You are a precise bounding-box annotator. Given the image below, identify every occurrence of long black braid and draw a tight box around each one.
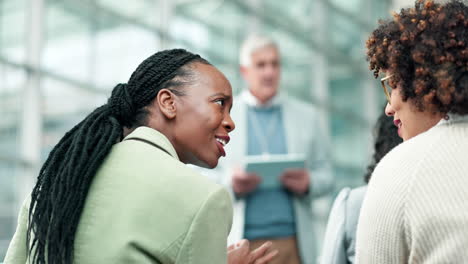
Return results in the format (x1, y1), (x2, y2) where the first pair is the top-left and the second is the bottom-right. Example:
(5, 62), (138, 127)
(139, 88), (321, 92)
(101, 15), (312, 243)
(27, 49), (210, 264)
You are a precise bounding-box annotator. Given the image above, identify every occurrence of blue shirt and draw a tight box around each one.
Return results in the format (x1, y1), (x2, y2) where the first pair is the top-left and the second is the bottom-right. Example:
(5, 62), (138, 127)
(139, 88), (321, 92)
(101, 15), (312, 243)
(244, 106), (296, 240)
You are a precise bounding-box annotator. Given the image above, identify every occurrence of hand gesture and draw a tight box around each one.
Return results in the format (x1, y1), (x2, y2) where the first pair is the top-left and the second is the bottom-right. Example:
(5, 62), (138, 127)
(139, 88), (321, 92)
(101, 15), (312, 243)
(232, 168), (261, 196)
(280, 169), (310, 195)
(228, 239), (278, 264)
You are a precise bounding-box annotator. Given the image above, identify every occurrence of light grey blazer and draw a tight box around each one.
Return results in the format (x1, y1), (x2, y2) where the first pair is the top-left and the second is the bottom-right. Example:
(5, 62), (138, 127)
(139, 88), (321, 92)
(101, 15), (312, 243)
(320, 186), (367, 264)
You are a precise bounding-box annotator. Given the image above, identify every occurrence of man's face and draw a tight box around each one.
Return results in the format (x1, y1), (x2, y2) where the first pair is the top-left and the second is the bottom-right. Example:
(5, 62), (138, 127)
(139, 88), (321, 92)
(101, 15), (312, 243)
(241, 45), (281, 104)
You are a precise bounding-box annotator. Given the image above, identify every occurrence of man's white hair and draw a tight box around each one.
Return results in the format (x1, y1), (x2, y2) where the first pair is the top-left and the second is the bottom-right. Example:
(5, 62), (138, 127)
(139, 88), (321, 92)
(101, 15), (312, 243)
(239, 34), (278, 67)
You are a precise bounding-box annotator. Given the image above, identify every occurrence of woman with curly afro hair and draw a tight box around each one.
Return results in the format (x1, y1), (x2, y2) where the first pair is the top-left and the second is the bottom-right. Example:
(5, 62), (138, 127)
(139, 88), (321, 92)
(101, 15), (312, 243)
(356, 0), (468, 263)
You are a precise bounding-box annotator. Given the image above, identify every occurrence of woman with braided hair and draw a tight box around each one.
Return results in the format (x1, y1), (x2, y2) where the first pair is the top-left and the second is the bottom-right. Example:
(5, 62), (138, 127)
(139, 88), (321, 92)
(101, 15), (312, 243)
(4, 49), (277, 264)
(356, 0), (468, 262)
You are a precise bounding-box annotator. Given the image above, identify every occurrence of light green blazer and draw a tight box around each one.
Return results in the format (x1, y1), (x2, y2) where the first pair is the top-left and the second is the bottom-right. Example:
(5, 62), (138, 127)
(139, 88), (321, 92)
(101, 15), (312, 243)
(4, 127), (233, 264)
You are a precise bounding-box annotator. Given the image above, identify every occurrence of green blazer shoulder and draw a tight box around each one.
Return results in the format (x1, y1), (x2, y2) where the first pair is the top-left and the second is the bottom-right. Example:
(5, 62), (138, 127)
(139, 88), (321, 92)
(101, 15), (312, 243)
(4, 127), (233, 264)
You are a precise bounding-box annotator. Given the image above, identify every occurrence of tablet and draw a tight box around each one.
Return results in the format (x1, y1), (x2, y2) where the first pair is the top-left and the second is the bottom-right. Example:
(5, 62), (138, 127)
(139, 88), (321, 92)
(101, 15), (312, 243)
(245, 154), (306, 190)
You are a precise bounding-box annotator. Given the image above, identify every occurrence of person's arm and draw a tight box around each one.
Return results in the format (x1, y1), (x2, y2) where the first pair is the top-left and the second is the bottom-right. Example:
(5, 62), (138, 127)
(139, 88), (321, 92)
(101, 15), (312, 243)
(320, 188), (351, 264)
(175, 186), (233, 264)
(355, 165), (409, 263)
(4, 197), (30, 264)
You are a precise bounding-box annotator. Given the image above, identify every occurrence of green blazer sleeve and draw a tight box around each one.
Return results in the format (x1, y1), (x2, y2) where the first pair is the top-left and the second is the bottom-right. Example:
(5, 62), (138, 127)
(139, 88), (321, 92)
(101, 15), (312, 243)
(176, 187), (233, 263)
(3, 197), (30, 264)
(3, 128), (235, 264)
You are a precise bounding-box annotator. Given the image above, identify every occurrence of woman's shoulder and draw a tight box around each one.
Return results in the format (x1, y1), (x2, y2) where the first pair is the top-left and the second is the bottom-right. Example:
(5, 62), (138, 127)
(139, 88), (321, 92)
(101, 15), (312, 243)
(89, 133), (231, 217)
(171, 163), (230, 200)
(330, 186), (367, 212)
(76, 164), (232, 264)
(380, 120), (454, 163)
(331, 186), (367, 234)
(345, 186), (367, 235)
(102, 136), (223, 194)
(362, 136), (430, 229)
(333, 187), (351, 209)
(372, 133), (429, 180)
(76, 152), (232, 262)
(372, 123), (452, 188)
(321, 186), (366, 264)
(346, 186), (367, 213)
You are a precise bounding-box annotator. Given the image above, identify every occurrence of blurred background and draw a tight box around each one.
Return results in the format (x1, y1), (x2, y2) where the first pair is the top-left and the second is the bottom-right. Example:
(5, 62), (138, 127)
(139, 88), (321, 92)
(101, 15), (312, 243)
(0, 0), (414, 259)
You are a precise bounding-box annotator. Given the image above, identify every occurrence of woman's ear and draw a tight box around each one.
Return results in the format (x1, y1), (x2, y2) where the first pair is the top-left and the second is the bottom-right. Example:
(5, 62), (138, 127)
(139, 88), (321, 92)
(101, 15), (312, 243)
(156, 89), (177, 119)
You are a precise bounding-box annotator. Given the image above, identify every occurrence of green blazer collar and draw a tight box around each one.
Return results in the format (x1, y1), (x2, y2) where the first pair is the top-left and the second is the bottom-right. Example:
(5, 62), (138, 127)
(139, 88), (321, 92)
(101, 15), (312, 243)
(123, 126), (179, 160)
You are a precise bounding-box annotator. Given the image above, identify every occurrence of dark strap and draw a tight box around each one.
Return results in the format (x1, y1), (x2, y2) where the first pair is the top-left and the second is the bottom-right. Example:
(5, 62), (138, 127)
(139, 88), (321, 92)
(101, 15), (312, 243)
(125, 137), (173, 157)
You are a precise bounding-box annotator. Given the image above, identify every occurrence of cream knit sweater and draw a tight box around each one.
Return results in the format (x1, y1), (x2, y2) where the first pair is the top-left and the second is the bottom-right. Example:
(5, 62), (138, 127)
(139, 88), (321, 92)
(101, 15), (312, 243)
(356, 115), (468, 263)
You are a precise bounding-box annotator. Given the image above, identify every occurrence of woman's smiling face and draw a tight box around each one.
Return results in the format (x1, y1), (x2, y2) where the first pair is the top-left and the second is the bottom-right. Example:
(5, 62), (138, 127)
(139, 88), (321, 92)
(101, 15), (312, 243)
(170, 63), (235, 168)
(384, 78), (443, 141)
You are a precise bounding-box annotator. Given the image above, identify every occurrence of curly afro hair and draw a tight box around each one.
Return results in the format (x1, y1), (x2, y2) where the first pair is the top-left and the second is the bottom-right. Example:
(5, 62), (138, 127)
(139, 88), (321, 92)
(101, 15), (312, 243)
(366, 0), (468, 114)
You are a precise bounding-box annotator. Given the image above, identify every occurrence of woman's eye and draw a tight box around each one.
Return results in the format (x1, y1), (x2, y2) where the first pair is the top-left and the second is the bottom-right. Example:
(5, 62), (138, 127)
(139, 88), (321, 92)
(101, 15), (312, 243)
(215, 99), (225, 106)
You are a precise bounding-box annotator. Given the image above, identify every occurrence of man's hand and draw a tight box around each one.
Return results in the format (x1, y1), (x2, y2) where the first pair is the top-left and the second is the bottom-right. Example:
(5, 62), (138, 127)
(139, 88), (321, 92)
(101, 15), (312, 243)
(232, 168), (261, 196)
(280, 169), (310, 195)
(228, 239), (278, 264)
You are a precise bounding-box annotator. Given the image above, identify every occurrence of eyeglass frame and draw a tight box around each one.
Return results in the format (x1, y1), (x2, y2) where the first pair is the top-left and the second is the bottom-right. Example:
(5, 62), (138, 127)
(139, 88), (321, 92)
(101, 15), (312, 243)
(380, 74), (393, 105)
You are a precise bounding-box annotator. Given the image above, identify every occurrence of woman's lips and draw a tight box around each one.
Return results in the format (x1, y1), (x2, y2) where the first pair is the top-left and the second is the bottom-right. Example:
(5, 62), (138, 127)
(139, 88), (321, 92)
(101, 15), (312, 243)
(216, 141), (226, 157)
(215, 135), (230, 157)
(394, 120), (402, 137)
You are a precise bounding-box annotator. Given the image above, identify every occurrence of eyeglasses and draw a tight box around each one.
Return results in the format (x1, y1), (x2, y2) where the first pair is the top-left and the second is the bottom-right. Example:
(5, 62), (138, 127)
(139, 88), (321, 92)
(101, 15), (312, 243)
(380, 75), (393, 104)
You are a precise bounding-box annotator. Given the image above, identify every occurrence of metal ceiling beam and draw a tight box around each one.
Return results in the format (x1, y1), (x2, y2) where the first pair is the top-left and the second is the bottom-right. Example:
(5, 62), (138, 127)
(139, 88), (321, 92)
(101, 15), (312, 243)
(0, 54), (106, 94)
(175, 3), (336, 69)
(1, 53), (371, 128)
(318, 0), (374, 32)
(229, 0), (368, 75)
(0, 0), (235, 93)
(0, 0), (372, 127)
(1, 0), (235, 66)
(175, 4), (240, 40)
(0, 155), (32, 167)
(58, 0), (232, 65)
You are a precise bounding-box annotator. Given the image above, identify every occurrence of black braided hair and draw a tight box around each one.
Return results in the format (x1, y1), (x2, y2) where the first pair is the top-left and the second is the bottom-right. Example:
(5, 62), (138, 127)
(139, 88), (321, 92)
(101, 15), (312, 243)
(27, 49), (210, 264)
(364, 107), (403, 183)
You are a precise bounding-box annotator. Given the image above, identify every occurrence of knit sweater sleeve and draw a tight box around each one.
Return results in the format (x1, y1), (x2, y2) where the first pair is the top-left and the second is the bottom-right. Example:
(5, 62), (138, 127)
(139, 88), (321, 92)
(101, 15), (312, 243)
(402, 122), (468, 262)
(356, 119), (468, 263)
(355, 142), (416, 263)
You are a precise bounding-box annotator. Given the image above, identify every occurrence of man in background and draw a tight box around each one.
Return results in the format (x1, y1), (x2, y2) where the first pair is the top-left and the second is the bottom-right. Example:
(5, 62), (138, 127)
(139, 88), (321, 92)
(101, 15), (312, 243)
(220, 34), (333, 264)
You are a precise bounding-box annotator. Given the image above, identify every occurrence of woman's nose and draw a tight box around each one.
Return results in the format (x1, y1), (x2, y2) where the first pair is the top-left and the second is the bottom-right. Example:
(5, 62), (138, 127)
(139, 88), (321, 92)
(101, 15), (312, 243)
(223, 114), (235, 133)
(385, 102), (395, 117)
